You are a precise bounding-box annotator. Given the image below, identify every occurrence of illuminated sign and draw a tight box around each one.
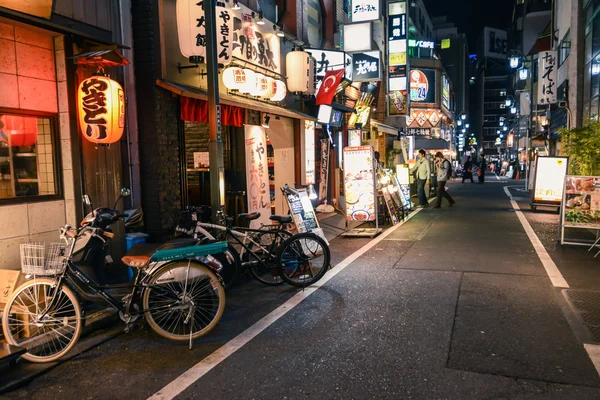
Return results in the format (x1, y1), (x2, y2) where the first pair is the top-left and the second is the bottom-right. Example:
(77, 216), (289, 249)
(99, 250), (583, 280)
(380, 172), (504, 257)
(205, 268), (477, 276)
(533, 157), (568, 204)
(441, 39), (451, 49)
(351, 0), (380, 22)
(352, 51), (381, 81)
(387, 1), (407, 115)
(344, 146), (376, 222)
(408, 39), (434, 49)
(409, 69), (435, 103)
(343, 22), (372, 52)
(442, 75), (450, 110)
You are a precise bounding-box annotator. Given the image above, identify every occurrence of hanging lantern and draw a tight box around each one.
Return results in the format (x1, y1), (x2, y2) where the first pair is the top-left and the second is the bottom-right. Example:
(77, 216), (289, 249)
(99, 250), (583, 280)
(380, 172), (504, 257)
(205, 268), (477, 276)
(2, 115), (38, 147)
(238, 69), (257, 94)
(259, 76), (274, 97)
(286, 50), (315, 94)
(263, 79), (278, 99)
(78, 76), (125, 144)
(222, 67), (249, 90)
(271, 80), (287, 101)
(250, 74), (270, 97)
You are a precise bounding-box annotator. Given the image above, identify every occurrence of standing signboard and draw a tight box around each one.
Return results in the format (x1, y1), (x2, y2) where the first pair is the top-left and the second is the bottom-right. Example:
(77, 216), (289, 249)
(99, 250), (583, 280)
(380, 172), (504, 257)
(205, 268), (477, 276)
(395, 165), (412, 208)
(531, 156), (568, 211)
(284, 188), (328, 244)
(560, 176), (600, 247)
(244, 125), (272, 228)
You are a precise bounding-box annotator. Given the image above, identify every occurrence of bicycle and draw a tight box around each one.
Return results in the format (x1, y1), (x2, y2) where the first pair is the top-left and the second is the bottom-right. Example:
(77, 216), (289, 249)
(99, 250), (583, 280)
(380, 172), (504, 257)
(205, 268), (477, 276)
(2, 223), (227, 363)
(176, 209), (330, 288)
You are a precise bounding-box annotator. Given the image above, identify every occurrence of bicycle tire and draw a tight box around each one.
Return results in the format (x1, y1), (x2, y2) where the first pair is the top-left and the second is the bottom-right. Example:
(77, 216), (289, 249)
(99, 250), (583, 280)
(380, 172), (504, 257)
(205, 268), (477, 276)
(277, 233), (331, 288)
(2, 278), (83, 363)
(244, 229), (293, 285)
(142, 261), (225, 341)
(212, 244), (241, 290)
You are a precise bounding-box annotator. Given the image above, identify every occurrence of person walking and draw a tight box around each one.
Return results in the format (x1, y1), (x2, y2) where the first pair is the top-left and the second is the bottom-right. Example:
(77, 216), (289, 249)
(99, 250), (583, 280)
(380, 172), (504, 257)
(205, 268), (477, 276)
(462, 156), (474, 183)
(478, 156), (487, 184)
(433, 152), (455, 208)
(410, 149), (431, 208)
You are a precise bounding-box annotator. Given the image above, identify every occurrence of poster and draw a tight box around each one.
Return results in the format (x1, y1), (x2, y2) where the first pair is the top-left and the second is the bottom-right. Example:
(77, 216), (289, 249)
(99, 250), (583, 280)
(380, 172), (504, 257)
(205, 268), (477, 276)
(395, 165), (411, 207)
(388, 90), (408, 115)
(343, 146), (376, 221)
(562, 176), (600, 229)
(193, 152), (210, 168)
(409, 69), (436, 103)
(244, 125), (272, 228)
(348, 130), (362, 147)
(318, 139), (330, 203)
(533, 156), (568, 204)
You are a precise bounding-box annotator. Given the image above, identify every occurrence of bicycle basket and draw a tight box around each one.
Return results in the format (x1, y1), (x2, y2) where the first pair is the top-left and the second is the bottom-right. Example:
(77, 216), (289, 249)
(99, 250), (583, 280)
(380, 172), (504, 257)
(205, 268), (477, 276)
(20, 242), (68, 276)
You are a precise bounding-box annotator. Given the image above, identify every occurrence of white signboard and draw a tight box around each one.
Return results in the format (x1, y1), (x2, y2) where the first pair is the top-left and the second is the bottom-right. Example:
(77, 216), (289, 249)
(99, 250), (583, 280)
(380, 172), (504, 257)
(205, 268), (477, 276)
(538, 50), (558, 105)
(343, 22), (372, 52)
(351, 0), (380, 22)
(244, 125), (272, 228)
(303, 121), (316, 184)
(533, 156), (568, 204)
(483, 27), (507, 60)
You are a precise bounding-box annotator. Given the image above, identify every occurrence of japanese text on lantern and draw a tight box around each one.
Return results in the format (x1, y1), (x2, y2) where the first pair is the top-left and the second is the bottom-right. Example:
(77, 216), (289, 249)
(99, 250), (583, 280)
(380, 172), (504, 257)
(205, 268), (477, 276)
(80, 78), (109, 140)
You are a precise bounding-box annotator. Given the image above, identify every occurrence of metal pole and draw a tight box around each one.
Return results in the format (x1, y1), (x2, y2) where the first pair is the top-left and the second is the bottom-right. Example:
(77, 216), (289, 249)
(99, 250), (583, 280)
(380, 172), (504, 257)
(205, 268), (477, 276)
(204, 0), (225, 221)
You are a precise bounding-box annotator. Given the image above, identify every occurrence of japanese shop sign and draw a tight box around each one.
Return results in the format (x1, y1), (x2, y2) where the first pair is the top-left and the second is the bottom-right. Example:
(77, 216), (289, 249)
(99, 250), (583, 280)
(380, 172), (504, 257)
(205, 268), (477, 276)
(303, 121), (316, 185)
(344, 146), (376, 221)
(318, 139), (330, 203)
(177, 1), (280, 73)
(533, 156), (568, 204)
(78, 76), (125, 144)
(343, 22), (372, 52)
(408, 39), (434, 49)
(409, 69), (436, 103)
(306, 50), (352, 96)
(387, 1), (407, 109)
(244, 125), (272, 228)
(538, 50), (558, 105)
(352, 51), (381, 82)
(351, 0), (380, 22)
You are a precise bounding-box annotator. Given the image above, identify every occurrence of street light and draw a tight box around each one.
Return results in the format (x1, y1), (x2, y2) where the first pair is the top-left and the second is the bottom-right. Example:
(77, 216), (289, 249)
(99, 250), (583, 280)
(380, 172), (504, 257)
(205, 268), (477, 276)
(457, 120), (462, 126)
(509, 56), (520, 69)
(518, 67), (529, 81)
(461, 114), (466, 120)
(499, 121), (504, 126)
(465, 123), (470, 128)
(505, 97), (513, 107)
(510, 107), (517, 114)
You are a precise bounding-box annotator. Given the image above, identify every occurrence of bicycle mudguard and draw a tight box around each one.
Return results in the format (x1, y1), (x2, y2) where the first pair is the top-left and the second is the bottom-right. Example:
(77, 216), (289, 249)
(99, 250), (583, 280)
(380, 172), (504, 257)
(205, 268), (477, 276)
(151, 241), (228, 262)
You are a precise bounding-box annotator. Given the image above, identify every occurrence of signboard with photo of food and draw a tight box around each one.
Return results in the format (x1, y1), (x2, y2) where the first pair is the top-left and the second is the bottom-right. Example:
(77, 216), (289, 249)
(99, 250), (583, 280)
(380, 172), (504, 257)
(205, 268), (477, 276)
(343, 146), (376, 221)
(562, 176), (600, 229)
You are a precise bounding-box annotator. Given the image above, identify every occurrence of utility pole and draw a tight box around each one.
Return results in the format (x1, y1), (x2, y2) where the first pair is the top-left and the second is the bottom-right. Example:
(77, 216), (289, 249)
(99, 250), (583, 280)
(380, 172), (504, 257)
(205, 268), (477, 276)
(204, 0), (225, 221)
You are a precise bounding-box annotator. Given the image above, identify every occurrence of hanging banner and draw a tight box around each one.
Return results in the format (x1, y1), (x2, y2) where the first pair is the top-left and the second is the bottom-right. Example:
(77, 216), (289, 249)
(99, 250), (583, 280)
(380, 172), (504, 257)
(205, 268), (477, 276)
(532, 156), (568, 205)
(343, 146), (376, 221)
(302, 121), (316, 184)
(244, 125), (272, 228)
(562, 176), (600, 229)
(319, 139), (330, 203)
(538, 50), (558, 105)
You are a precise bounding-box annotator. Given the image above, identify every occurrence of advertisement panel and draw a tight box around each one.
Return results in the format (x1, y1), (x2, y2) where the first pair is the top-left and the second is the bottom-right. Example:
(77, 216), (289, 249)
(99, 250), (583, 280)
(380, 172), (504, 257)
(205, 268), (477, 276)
(388, 90), (408, 115)
(562, 176), (600, 229)
(343, 22), (372, 52)
(442, 75), (450, 110)
(344, 146), (376, 221)
(409, 69), (436, 103)
(351, 0), (381, 22)
(387, 1), (407, 113)
(532, 156), (568, 204)
(483, 27), (508, 60)
(244, 125), (272, 228)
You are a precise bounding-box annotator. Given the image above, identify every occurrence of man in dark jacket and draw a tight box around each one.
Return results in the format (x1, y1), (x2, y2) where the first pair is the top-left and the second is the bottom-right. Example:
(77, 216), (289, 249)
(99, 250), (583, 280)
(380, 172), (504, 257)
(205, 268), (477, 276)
(462, 156), (474, 183)
(478, 156), (486, 184)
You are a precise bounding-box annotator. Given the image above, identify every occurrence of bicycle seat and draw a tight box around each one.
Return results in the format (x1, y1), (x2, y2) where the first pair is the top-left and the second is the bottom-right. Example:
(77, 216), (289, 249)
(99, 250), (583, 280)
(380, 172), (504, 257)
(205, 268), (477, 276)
(121, 238), (200, 268)
(238, 212), (261, 221)
(270, 215), (292, 224)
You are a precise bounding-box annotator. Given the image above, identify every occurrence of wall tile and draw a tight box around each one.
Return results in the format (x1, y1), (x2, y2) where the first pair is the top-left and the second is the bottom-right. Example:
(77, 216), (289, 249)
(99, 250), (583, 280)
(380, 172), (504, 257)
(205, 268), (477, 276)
(0, 22), (14, 40)
(0, 73), (19, 108)
(0, 235), (28, 270)
(29, 230), (60, 243)
(59, 112), (71, 140)
(16, 43), (55, 81)
(18, 76), (58, 113)
(27, 200), (66, 235)
(61, 139), (72, 170)
(53, 35), (64, 51)
(14, 26), (53, 50)
(0, 38), (16, 75)
(65, 199), (77, 226)
(63, 168), (75, 200)
(0, 204), (29, 240)
(57, 80), (69, 113)
(55, 50), (66, 82)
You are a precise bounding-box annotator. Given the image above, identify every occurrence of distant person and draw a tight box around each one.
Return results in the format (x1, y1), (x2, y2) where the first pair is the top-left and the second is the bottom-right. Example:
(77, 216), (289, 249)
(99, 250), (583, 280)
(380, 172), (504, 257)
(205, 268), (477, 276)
(410, 149), (431, 208)
(462, 156), (474, 183)
(433, 152), (455, 208)
(478, 156), (486, 184)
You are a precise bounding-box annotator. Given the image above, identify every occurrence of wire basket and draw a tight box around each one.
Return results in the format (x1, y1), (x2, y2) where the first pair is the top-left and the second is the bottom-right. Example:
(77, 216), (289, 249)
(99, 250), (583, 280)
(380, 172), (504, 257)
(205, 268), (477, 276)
(20, 242), (68, 276)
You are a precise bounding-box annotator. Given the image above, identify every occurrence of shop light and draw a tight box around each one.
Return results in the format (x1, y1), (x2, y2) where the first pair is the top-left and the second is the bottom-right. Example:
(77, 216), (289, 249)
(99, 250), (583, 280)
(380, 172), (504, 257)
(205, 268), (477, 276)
(262, 114), (271, 129)
(274, 25), (285, 38)
(238, 69), (257, 94)
(307, 184), (318, 200)
(509, 56), (520, 69)
(518, 67), (529, 81)
(232, 0), (241, 10)
(271, 80), (287, 101)
(77, 75), (125, 144)
(255, 10), (265, 25)
(593, 63), (600, 76)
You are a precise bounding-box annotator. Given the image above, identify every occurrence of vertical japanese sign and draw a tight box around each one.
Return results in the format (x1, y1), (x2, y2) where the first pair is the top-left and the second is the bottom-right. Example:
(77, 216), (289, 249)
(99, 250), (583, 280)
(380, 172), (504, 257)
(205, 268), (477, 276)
(538, 50), (557, 105)
(343, 146), (376, 221)
(318, 139), (330, 203)
(244, 125), (272, 228)
(388, 1), (408, 115)
(303, 121), (316, 184)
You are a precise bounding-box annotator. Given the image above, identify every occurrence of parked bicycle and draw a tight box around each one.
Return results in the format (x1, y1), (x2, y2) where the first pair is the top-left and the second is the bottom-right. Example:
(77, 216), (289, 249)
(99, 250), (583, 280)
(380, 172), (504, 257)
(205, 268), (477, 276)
(176, 208), (330, 288)
(2, 190), (227, 363)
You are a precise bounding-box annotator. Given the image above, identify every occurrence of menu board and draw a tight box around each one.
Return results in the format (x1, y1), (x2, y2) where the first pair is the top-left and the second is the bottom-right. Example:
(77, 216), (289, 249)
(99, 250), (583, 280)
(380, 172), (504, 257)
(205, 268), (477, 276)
(533, 157), (568, 204)
(382, 186), (401, 225)
(562, 176), (600, 229)
(343, 146), (376, 221)
(395, 165), (412, 208)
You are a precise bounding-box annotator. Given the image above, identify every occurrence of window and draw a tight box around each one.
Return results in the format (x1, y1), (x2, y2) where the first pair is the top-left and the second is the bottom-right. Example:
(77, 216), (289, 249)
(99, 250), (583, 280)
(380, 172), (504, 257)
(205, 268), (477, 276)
(0, 113), (59, 200)
(559, 31), (571, 66)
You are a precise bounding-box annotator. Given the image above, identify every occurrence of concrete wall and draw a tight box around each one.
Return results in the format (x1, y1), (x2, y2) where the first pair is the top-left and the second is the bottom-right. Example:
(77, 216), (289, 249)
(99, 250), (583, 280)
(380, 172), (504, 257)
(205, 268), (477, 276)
(0, 22), (76, 270)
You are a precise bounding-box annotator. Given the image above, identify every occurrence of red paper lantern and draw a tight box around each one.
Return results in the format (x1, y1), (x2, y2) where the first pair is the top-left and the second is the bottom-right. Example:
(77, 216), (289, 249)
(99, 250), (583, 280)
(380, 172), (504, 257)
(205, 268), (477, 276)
(2, 115), (38, 147)
(78, 76), (125, 144)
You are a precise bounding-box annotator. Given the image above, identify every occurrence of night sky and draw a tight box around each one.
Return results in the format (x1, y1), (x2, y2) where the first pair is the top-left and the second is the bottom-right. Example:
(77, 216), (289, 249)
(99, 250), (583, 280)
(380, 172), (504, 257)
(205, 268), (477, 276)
(423, 0), (514, 53)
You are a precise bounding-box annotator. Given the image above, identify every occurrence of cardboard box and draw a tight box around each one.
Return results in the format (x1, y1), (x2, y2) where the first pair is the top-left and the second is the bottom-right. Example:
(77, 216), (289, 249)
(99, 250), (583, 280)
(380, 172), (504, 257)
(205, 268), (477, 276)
(0, 269), (21, 306)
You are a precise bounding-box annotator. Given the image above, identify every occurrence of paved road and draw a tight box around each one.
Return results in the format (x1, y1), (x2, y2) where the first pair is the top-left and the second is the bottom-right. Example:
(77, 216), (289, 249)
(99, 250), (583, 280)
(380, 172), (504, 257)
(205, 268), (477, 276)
(3, 177), (600, 399)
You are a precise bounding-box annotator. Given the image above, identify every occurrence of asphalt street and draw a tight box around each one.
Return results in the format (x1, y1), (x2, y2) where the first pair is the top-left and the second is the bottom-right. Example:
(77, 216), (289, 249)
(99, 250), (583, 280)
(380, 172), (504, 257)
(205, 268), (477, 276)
(3, 175), (600, 399)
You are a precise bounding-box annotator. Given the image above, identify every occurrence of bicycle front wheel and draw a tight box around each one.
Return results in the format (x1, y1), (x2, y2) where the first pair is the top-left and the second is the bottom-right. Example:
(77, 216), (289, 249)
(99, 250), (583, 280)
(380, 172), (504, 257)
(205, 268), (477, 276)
(2, 278), (83, 363)
(142, 261), (225, 341)
(277, 233), (331, 288)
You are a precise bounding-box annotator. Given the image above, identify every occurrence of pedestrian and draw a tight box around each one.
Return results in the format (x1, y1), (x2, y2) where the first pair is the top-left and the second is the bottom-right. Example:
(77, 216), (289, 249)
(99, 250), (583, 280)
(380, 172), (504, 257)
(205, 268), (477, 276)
(433, 152), (455, 208)
(462, 156), (474, 183)
(478, 156), (486, 184)
(410, 149), (431, 208)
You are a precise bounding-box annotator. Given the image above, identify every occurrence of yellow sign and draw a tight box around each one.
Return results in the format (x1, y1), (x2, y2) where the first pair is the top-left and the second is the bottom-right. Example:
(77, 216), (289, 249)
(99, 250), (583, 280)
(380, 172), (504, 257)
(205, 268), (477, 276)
(441, 39), (451, 49)
(389, 53), (406, 66)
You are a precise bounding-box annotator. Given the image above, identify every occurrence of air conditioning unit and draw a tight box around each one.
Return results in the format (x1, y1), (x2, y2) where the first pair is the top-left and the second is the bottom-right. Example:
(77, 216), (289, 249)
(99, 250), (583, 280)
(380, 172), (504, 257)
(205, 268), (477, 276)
(558, 101), (568, 108)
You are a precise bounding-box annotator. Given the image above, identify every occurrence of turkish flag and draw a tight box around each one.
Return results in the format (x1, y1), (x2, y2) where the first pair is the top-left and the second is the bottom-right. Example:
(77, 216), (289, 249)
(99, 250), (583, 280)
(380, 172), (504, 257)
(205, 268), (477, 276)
(315, 69), (345, 105)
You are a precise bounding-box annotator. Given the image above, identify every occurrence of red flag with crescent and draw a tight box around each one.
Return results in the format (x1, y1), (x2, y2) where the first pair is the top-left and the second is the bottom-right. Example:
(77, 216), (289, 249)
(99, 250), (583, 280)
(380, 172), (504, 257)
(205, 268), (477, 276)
(315, 69), (345, 105)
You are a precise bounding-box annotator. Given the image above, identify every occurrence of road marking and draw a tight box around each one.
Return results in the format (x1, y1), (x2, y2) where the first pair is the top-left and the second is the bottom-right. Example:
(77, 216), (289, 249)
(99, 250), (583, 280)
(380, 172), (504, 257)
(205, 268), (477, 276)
(503, 186), (569, 288)
(148, 208), (426, 400)
(584, 344), (600, 377)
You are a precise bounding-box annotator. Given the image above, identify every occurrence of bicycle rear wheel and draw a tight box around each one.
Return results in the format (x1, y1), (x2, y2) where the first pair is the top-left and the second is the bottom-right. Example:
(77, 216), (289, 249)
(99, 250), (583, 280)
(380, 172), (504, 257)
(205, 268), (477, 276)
(143, 261), (225, 341)
(244, 229), (292, 285)
(2, 278), (82, 363)
(277, 233), (330, 288)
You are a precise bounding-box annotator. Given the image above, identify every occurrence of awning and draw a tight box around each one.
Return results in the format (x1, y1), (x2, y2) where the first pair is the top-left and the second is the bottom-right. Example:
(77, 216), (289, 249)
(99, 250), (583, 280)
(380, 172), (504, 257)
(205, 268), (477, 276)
(157, 79), (316, 121)
(370, 121), (399, 136)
